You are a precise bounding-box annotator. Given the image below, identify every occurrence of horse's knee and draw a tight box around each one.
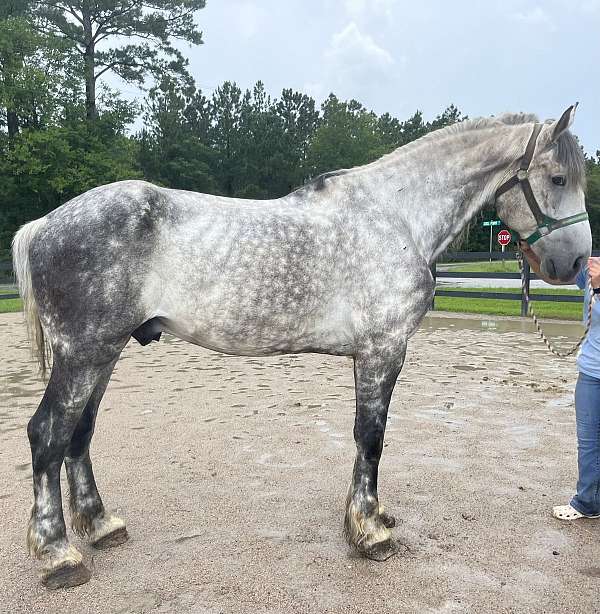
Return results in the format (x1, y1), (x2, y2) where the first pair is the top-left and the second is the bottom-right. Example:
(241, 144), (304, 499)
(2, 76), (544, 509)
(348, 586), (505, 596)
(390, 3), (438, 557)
(26, 410), (44, 450)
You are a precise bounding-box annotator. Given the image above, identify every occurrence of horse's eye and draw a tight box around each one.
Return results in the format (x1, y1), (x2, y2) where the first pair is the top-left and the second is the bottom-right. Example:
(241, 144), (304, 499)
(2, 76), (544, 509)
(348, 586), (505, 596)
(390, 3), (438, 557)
(552, 175), (566, 186)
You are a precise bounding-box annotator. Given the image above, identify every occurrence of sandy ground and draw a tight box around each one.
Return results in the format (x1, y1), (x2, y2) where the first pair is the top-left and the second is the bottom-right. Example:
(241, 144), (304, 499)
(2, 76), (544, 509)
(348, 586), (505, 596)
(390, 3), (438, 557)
(1, 311), (599, 614)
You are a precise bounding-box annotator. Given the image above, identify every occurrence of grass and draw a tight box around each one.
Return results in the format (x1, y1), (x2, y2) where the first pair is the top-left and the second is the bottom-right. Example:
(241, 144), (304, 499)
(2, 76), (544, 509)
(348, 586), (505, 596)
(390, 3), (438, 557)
(440, 286), (580, 296)
(441, 260), (520, 273)
(0, 298), (22, 313)
(434, 286), (583, 320)
(0, 283), (21, 313)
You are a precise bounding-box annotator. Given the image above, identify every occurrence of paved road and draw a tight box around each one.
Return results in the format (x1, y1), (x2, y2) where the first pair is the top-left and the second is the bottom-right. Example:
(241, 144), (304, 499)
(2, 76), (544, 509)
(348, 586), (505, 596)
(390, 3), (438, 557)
(436, 277), (580, 290)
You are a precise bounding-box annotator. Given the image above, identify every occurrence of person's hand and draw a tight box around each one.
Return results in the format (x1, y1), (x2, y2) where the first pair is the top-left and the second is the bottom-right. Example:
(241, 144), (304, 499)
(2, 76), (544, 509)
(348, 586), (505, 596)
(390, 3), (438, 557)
(588, 257), (600, 288)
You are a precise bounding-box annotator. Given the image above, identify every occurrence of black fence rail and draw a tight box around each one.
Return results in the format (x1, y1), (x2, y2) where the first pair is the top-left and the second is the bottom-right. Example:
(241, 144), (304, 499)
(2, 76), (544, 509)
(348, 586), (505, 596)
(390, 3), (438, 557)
(432, 250), (599, 316)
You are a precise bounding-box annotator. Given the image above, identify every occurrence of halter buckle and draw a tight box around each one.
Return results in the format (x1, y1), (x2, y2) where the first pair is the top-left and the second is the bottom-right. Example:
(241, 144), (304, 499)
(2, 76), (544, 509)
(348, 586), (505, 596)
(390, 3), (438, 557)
(538, 225), (550, 237)
(516, 169), (529, 182)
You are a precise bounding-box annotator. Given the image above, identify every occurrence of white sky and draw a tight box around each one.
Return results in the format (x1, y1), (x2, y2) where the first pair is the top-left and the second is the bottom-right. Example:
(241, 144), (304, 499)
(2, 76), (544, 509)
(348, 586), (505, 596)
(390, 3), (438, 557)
(118, 0), (600, 154)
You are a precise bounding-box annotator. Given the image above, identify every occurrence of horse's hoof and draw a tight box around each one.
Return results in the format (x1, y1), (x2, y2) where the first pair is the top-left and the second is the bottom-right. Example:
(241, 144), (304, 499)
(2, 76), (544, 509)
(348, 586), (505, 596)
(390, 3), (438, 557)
(351, 523), (393, 556)
(364, 538), (403, 562)
(42, 561), (91, 589)
(92, 526), (129, 550)
(363, 532), (392, 554)
(380, 511), (396, 528)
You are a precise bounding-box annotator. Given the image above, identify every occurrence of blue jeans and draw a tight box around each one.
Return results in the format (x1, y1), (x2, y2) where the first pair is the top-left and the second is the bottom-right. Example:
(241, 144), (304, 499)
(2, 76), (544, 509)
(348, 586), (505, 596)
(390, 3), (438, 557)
(571, 372), (600, 516)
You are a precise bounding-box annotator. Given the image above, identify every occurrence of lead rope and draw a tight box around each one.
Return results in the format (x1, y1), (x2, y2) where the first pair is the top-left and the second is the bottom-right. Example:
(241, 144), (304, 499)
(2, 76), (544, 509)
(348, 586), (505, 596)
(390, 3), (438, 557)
(516, 251), (594, 357)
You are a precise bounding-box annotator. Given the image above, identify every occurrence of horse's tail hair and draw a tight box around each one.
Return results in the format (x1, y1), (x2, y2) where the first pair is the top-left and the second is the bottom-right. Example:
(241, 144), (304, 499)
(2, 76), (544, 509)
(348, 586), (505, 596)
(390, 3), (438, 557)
(12, 217), (51, 379)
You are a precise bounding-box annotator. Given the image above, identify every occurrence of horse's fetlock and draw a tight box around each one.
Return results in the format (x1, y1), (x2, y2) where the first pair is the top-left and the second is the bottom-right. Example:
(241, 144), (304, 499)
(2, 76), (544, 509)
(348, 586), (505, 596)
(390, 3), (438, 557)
(26, 515), (46, 558)
(27, 505), (66, 558)
(69, 508), (95, 538)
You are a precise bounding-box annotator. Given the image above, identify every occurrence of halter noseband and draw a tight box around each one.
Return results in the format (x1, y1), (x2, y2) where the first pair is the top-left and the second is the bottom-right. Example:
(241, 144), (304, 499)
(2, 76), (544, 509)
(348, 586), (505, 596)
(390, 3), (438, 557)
(494, 123), (589, 245)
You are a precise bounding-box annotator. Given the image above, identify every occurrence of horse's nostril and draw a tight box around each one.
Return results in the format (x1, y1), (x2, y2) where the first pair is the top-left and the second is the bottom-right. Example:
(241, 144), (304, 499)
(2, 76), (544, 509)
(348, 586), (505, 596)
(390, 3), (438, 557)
(573, 256), (584, 272)
(547, 258), (557, 278)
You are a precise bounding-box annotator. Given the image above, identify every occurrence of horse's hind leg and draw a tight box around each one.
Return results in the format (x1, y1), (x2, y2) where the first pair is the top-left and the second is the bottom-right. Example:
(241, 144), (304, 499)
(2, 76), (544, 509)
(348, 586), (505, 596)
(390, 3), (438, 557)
(65, 359), (128, 549)
(344, 346), (406, 553)
(27, 356), (110, 588)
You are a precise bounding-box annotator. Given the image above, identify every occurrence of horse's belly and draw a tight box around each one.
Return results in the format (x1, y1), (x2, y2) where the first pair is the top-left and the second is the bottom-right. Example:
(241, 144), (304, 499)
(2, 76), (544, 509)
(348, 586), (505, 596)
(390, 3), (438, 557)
(156, 304), (353, 357)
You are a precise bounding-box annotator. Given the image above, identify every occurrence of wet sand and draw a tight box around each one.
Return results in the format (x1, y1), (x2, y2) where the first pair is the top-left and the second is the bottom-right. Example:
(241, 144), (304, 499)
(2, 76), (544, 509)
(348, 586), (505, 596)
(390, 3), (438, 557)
(1, 311), (599, 614)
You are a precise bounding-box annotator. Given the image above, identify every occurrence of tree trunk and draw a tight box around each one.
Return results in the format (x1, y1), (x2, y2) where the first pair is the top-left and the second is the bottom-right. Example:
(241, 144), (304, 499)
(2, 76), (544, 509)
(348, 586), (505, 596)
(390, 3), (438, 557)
(7, 110), (19, 138)
(4, 67), (19, 138)
(82, 6), (97, 121)
(84, 48), (97, 120)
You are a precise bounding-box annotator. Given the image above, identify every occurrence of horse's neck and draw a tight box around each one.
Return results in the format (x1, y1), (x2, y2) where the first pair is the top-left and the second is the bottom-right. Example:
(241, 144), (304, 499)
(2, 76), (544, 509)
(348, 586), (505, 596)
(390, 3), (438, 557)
(353, 124), (530, 264)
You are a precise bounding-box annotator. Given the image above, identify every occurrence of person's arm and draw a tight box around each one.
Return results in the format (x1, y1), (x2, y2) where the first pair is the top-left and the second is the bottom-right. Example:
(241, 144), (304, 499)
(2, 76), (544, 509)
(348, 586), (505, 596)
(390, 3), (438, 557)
(517, 240), (577, 285)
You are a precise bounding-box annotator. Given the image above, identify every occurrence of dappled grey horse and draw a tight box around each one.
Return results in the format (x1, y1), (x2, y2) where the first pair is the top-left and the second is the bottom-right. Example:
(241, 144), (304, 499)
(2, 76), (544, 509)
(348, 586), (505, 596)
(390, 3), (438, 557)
(13, 105), (591, 588)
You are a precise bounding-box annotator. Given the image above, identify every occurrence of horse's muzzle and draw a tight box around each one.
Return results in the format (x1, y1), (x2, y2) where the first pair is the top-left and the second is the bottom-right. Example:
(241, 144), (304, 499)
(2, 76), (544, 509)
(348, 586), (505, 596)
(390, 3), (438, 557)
(543, 253), (586, 283)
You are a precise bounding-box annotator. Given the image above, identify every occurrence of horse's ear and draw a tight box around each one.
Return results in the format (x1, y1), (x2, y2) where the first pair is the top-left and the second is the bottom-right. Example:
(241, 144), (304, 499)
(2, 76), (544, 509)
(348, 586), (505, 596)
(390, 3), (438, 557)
(546, 103), (578, 145)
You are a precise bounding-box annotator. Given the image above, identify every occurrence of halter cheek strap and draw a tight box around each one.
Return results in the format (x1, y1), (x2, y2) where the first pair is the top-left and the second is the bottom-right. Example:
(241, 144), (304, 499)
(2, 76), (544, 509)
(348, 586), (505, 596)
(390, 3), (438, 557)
(494, 123), (588, 245)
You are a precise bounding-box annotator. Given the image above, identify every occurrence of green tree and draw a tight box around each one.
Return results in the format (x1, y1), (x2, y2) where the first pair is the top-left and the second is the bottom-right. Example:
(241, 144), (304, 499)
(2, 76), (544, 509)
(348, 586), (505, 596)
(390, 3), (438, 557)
(221, 83), (319, 198)
(276, 88), (319, 192)
(210, 81), (244, 196)
(0, 3), (79, 138)
(376, 110), (430, 151)
(586, 153), (600, 247)
(427, 104), (465, 131)
(0, 1), (30, 137)
(139, 76), (216, 193)
(235, 82), (286, 198)
(308, 94), (383, 175)
(33, 0), (206, 120)
(398, 110), (428, 144)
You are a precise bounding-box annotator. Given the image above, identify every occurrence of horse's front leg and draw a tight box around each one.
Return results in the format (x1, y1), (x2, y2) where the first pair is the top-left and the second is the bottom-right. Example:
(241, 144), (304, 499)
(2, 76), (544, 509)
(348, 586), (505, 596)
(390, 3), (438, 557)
(344, 346), (405, 553)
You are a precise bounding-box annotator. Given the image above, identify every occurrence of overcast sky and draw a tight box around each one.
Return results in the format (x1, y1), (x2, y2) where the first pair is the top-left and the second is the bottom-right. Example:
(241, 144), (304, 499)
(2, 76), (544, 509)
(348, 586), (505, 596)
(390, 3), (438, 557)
(129, 0), (600, 153)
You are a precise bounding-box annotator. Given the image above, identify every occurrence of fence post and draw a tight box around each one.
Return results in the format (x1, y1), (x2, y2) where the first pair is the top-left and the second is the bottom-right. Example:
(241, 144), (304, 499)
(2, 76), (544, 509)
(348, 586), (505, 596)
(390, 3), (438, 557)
(520, 258), (530, 317)
(430, 262), (436, 310)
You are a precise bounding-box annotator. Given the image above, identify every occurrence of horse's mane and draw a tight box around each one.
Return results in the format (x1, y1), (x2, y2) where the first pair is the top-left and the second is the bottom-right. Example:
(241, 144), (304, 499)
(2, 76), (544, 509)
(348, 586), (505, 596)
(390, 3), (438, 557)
(433, 113), (585, 189)
(294, 111), (585, 195)
(296, 169), (348, 193)
(554, 126), (586, 190)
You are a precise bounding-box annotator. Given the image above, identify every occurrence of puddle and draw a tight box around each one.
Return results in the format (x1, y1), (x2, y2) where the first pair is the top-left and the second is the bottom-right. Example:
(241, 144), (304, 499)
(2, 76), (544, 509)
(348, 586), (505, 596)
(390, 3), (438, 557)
(420, 314), (584, 355)
(546, 394), (573, 409)
(422, 314), (584, 338)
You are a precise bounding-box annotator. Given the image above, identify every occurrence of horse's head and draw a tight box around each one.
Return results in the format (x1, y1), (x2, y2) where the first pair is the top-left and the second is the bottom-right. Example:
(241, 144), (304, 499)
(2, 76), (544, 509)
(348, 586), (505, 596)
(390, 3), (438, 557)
(495, 105), (591, 282)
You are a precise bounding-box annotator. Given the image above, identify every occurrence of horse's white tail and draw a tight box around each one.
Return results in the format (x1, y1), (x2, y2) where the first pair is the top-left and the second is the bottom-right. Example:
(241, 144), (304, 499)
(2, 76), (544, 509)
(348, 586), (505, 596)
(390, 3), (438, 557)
(12, 218), (51, 378)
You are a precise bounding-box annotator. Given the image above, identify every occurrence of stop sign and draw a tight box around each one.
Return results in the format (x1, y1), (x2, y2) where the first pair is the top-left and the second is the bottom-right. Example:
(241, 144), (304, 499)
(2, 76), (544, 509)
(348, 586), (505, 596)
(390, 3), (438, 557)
(497, 229), (512, 246)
